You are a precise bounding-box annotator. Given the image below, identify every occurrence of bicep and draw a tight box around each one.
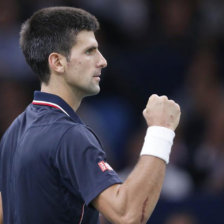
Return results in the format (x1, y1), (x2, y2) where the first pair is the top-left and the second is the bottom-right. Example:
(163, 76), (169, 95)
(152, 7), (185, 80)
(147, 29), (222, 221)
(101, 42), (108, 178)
(92, 184), (125, 223)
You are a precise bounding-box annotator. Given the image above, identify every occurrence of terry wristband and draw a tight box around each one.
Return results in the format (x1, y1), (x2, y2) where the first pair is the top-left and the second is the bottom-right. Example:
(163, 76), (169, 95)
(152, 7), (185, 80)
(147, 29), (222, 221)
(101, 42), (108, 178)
(140, 126), (175, 164)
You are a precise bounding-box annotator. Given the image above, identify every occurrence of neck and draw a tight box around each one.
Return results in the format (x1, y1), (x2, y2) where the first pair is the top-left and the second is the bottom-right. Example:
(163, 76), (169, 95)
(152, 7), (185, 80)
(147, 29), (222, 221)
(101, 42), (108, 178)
(41, 83), (82, 111)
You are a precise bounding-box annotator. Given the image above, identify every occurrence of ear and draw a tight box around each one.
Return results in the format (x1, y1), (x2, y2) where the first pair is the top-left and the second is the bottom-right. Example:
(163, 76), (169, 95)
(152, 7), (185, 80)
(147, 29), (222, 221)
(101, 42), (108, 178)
(48, 53), (67, 73)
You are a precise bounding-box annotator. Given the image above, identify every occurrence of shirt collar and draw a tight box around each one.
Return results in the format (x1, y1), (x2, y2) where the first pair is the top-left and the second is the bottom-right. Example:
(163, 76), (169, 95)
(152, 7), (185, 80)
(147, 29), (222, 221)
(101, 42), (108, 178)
(32, 91), (83, 124)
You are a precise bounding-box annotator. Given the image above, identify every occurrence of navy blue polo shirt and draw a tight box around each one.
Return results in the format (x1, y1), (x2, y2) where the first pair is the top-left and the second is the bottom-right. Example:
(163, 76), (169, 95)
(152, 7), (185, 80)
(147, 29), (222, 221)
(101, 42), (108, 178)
(0, 91), (122, 224)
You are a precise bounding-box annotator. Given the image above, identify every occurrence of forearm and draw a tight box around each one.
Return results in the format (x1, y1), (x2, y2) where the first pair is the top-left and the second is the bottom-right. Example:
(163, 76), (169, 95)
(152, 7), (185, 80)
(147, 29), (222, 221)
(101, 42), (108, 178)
(120, 156), (166, 222)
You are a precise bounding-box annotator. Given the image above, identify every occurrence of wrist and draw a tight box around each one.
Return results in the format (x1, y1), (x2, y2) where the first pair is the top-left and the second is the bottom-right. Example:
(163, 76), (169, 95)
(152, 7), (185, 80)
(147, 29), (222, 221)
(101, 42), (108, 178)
(140, 126), (175, 164)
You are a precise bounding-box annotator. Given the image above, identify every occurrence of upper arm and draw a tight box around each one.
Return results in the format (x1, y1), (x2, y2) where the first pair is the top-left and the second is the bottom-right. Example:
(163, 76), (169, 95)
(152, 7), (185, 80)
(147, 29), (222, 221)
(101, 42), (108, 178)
(92, 183), (142, 224)
(92, 184), (124, 224)
(0, 192), (3, 224)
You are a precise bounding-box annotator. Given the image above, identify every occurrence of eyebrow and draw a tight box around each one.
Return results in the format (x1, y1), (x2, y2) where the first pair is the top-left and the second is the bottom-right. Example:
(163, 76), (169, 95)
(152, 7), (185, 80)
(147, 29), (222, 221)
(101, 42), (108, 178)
(85, 45), (98, 52)
(85, 40), (99, 49)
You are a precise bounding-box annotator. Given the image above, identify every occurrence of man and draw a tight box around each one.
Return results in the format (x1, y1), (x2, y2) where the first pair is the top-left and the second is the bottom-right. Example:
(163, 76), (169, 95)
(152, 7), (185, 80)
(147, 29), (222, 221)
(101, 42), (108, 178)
(0, 6), (181, 224)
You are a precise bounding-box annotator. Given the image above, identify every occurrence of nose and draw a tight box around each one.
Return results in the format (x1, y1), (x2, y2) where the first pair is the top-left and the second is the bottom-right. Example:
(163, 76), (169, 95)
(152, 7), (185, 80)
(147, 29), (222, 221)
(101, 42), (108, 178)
(97, 51), (107, 68)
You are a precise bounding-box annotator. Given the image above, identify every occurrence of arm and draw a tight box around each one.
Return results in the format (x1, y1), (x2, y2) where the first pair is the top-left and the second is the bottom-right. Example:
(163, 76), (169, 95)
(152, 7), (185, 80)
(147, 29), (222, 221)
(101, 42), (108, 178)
(92, 94), (181, 224)
(0, 192), (3, 224)
(93, 156), (166, 224)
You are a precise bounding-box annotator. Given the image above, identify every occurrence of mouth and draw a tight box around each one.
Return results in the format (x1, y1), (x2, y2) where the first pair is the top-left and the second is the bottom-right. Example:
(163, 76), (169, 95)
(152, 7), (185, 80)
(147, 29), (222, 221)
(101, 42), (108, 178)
(93, 73), (101, 81)
(93, 73), (101, 78)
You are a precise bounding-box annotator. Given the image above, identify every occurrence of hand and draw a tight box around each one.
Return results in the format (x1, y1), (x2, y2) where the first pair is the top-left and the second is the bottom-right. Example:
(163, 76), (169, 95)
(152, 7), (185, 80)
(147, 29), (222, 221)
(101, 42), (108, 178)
(143, 94), (181, 131)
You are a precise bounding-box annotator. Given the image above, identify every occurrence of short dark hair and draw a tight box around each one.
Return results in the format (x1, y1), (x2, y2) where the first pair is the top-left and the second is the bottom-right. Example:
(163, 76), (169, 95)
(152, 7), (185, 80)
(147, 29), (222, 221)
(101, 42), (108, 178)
(20, 7), (99, 83)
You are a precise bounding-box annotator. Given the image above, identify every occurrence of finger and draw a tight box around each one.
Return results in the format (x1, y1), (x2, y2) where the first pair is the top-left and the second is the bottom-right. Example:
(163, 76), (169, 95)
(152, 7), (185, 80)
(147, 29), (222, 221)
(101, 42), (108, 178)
(175, 103), (181, 113)
(142, 108), (147, 116)
(160, 95), (168, 100)
(168, 100), (175, 104)
(148, 94), (159, 103)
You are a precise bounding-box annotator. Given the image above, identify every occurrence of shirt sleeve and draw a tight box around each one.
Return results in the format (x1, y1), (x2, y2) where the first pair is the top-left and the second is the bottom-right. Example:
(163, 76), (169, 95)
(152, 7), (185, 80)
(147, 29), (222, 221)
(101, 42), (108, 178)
(55, 124), (122, 205)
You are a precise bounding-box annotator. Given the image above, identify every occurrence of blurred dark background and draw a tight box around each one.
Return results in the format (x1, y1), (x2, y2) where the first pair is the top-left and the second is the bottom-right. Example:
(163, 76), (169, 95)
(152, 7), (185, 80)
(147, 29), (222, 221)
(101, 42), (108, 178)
(0, 0), (224, 223)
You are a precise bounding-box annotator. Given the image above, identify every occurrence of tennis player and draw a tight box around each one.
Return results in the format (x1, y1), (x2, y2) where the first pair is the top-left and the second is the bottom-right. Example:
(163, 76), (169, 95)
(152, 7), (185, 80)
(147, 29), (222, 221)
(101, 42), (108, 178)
(0, 6), (180, 224)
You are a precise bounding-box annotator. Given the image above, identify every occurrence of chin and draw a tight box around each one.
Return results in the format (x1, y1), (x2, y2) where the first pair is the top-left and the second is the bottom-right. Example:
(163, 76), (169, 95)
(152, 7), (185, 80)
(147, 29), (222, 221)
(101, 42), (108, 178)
(84, 87), (100, 97)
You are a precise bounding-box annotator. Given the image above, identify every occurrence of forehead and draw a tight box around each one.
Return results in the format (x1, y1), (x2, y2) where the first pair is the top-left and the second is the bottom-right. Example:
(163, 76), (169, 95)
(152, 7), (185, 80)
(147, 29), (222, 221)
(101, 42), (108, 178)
(73, 30), (98, 49)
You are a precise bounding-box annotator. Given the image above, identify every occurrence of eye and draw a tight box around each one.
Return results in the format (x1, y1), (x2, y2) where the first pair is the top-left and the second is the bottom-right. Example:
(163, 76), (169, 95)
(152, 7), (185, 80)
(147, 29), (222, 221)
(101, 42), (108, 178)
(85, 49), (92, 55)
(85, 47), (97, 55)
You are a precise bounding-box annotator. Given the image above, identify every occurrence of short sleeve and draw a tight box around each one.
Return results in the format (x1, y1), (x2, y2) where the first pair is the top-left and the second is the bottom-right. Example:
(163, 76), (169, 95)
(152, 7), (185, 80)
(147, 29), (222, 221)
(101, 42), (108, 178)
(55, 124), (122, 205)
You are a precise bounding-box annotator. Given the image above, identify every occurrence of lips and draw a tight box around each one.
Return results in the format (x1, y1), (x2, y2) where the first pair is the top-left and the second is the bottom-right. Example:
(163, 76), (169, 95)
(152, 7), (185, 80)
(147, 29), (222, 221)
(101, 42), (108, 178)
(93, 73), (101, 77)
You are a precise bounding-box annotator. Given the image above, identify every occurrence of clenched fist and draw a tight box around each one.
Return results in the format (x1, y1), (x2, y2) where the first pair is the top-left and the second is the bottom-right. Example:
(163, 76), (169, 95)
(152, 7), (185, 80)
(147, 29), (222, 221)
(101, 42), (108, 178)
(143, 94), (181, 131)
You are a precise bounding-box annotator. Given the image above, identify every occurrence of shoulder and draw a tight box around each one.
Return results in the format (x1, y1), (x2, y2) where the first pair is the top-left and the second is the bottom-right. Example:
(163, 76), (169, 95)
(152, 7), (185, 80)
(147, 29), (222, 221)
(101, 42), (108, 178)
(0, 111), (25, 143)
(60, 124), (102, 149)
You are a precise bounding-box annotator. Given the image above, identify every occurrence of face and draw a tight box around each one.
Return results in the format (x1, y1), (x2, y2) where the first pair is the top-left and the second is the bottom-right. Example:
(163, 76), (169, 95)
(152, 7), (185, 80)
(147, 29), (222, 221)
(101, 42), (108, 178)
(63, 30), (107, 98)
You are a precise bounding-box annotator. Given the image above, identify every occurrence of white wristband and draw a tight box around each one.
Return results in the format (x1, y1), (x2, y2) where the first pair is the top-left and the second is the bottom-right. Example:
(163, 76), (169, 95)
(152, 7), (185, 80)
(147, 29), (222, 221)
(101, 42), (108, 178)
(140, 126), (175, 164)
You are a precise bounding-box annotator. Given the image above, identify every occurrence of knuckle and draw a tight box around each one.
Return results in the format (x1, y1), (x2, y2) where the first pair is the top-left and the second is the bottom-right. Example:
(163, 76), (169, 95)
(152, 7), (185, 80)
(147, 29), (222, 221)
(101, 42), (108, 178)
(149, 94), (158, 101)
(161, 95), (168, 100)
(159, 95), (168, 103)
(175, 103), (181, 111)
(143, 108), (149, 116)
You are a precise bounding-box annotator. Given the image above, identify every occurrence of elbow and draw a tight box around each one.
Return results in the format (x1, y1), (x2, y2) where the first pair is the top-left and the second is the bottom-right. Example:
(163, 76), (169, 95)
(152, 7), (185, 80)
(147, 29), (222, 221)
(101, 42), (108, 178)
(117, 198), (152, 224)
(118, 212), (148, 224)
(111, 199), (151, 224)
